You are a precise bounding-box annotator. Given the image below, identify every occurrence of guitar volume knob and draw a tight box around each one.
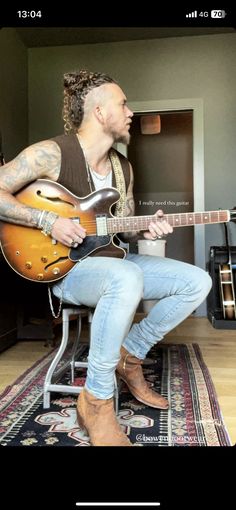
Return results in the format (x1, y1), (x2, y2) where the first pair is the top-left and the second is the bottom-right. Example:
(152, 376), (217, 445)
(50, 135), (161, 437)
(25, 261), (32, 269)
(52, 267), (60, 275)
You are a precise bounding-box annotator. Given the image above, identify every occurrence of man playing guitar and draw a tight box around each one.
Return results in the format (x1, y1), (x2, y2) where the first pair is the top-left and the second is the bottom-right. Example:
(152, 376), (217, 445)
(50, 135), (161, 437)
(0, 69), (212, 446)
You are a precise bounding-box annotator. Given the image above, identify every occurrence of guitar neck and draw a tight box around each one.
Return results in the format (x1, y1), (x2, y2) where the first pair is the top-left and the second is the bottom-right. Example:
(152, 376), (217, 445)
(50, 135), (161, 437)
(107, 210), (230, 234)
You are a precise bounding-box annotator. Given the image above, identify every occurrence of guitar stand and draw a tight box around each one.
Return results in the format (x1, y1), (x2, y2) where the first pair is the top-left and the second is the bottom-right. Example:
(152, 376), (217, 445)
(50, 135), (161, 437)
(207, 245), (236, 329)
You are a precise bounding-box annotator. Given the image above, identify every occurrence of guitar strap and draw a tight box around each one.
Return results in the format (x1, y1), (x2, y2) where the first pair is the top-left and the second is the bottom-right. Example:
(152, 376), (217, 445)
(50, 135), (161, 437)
(109, 149), (126, 217)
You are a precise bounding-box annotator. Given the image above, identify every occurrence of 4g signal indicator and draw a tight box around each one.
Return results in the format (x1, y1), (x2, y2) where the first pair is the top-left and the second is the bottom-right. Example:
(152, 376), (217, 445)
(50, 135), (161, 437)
(185, 11), (209, 18)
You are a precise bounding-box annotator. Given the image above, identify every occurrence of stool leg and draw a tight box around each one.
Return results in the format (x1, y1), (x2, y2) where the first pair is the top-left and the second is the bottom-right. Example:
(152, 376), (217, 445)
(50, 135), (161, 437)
(43, 390), (50, 409)
(43, 309), (70, 409)
(70, 315), (82, 383)
(43, 307), (91, 408)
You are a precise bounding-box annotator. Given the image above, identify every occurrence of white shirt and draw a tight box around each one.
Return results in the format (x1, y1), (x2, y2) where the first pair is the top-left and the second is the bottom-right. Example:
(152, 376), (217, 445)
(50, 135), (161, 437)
(90, 169), (112, 190)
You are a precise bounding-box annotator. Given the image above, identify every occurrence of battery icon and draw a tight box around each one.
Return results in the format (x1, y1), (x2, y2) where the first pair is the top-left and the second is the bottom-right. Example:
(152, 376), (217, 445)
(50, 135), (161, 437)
(211, 10), (226, 18)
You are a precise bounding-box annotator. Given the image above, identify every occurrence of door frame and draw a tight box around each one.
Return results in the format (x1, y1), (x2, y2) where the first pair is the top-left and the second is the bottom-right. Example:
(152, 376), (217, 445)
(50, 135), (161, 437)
(118, 98), (206, 315)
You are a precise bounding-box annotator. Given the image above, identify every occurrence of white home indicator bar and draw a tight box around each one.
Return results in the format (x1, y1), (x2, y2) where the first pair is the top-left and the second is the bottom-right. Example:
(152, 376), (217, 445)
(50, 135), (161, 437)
(76, 504), (161, 507)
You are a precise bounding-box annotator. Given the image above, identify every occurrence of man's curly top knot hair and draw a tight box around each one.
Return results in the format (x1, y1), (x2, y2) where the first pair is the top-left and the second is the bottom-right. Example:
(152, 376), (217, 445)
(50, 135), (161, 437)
(63, 69), (117, 134)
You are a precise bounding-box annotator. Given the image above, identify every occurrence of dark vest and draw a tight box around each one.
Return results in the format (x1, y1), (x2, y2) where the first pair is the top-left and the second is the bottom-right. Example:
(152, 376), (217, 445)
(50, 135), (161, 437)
(51, 134), (130, 198)
(51, 134), (130, 258)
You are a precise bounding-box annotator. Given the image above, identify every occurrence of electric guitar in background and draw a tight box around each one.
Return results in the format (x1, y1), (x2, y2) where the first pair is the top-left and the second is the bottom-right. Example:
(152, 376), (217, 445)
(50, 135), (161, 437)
(0, 179), (236, 283)
(218, 223), (236, 320)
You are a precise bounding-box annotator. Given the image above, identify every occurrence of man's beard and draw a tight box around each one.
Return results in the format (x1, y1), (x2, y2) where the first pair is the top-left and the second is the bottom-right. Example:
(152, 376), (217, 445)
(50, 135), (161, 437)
(114, 132), (131, 145)
(105, 122), (131, 145)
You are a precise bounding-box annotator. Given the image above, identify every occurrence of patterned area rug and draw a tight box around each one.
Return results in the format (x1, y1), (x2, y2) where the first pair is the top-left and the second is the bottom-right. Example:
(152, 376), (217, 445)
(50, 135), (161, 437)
(0, 343), (231, 446)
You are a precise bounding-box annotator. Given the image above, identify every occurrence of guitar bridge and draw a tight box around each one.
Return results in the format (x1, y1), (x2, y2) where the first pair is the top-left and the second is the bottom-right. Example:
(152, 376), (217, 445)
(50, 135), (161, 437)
(96, 214), (108, 236)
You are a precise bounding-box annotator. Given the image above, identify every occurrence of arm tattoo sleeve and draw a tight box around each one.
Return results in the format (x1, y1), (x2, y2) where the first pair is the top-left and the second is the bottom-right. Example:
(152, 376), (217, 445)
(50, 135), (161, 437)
(0, 141), (61, 228)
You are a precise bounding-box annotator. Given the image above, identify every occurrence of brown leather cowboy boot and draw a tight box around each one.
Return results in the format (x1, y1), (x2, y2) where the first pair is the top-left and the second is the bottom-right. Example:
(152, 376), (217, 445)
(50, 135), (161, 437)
(77, 388), (132, 446)
(117, 346), (169, 410)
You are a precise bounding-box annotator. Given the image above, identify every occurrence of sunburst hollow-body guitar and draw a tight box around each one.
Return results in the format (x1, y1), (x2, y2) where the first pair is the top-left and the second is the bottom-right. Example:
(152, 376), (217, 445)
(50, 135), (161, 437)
(0, 179), (236, 283)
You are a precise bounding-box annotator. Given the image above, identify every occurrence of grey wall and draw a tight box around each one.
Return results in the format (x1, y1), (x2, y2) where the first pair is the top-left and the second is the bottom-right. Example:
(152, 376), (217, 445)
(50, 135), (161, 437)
(0, 29), (28, 161)
(27, 33), (236, 258)
(0, 29), (28, 349)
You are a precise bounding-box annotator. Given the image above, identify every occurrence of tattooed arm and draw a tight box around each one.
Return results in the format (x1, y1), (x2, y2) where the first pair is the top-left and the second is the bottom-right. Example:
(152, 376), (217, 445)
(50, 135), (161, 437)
(0, 140), (87, 247)
(0, 140), (61, 227)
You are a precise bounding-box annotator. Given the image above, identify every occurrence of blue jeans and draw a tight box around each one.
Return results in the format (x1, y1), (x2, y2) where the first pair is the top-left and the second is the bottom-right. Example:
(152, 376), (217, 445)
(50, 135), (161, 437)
(53, 254), (212, 399)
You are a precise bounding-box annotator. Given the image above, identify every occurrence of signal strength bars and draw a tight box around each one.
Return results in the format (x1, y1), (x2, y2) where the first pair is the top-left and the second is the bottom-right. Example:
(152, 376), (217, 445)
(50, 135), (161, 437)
(186, 11), (197, 17)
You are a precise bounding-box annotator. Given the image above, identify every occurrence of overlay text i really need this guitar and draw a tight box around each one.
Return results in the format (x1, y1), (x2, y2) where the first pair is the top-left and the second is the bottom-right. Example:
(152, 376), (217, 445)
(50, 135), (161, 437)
(0, 179), (236, 282)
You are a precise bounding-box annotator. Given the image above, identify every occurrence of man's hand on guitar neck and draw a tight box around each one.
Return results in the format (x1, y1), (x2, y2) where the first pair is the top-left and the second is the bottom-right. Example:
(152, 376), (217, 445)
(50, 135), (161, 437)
(143, 209), (173, 241)
(51, 217), (86, 248)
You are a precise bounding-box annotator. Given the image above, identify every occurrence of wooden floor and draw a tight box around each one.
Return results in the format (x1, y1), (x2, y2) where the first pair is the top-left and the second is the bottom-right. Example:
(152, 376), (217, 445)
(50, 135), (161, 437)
(0, 316), (235, 444)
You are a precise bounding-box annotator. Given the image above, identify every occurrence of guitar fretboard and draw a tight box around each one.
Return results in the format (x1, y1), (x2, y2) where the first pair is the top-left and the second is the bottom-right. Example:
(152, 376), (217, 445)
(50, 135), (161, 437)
(107, 210), (230, 234)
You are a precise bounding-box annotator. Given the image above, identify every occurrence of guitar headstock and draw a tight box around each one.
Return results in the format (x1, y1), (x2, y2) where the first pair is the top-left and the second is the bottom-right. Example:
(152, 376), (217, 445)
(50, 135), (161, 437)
(230, 208), (236, 222)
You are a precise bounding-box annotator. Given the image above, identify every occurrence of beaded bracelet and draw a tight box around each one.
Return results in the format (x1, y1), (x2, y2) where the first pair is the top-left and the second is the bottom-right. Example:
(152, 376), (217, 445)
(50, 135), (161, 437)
(40, 210), (59, 236)
(37, 209), (47, 229)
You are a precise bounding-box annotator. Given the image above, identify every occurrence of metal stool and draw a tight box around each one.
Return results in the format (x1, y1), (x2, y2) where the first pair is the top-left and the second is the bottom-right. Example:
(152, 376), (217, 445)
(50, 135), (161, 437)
(43, 305), (119, 413)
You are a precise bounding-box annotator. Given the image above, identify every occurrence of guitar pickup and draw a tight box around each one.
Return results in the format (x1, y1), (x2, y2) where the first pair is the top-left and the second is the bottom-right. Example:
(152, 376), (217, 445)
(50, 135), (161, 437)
(96, 214), (108, 236)
(71, 217), (80, 224)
